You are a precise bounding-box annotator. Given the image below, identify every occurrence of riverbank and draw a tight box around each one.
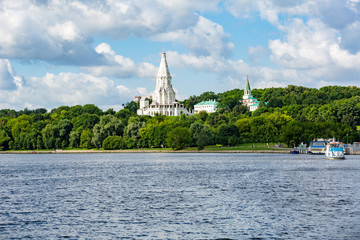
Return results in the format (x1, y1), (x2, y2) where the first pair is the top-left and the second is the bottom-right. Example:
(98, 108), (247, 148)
(0, 148), (290, 154)
(0, 143), (292, 154)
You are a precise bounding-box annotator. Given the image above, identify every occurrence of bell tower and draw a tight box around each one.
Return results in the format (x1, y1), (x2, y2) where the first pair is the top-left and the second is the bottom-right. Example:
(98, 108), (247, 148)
(243, 75), (252, 100)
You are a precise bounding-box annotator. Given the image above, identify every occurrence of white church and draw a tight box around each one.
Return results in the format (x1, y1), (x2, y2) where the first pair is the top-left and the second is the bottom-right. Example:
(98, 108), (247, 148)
(136, 51), (193, 116)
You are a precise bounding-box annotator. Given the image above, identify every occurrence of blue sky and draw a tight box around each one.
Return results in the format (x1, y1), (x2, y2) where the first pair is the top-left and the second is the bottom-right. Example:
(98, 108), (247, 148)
(1, 0), (360, 110)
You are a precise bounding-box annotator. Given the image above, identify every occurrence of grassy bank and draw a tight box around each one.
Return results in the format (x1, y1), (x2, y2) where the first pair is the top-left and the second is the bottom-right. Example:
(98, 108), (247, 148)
(203, 143), (288, 151)
(0, 143), (290, 154)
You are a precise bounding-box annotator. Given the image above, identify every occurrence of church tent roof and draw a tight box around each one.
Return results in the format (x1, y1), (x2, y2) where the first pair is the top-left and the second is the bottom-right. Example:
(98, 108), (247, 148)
(245, 76), (251, 91)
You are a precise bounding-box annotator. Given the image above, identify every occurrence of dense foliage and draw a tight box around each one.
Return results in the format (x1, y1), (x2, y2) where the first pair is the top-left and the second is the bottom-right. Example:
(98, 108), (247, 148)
(1, 86), (360, 151)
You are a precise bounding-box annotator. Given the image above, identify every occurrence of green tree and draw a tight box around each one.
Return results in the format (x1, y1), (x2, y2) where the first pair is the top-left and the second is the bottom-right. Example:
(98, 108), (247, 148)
(92, 115), (124, 148)
(124, 117), (145, 140)
(115, 109), (134, 124)
(217, 97), (240, 112)
(235, 118), (251, 142)
(216, 124), (240, 146)
(196, 128), (214, 150)
(197, 110), (208, 122)
(230, 104), (248, 116)
(7, 114), (31, 141)
(199, 91), (218, 102)
(0, 129), (11, 151)
(69, 131), (80, 148)
(80, 129), (93, 149)
(280, 120), (304, 147)
(122, 101), (138, 114)
(166, 127), (191, 150)
(138, 118), (173, 148)
(71, 113), (100, 131)
(57, 119), (72, 147)
(82, 104), (103, 115)
(123, 137), (137, 149)
(206, 112), (227, 127)
(42, 124), (57, 149)
(182, 95), (199, 109)
(67, 105), (83, 119)
(103, 136), (124, 150)
(189, 122), (214, 147)
(27, 121), (46, 149)
(104, 108), (116, 115)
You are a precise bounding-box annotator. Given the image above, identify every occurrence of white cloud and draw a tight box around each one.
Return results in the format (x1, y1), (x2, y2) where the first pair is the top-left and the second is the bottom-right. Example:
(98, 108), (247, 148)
(48, 21), (80, 42)
(166, 51), (302, 90)
(226, 0), (360, 53)
(318, 0), (359, 29)
(136, 87), (149, 96)
(0, 0), (223, 63)
(0, 62), (146, 110)
(81, 43), (157, 79)
(225, 0), (316, 25)
(340, 21), (360, 53)
(151, 16), (234, 57)
(221, 0), (360, 88)
(1, 0), (360, 109)
(269, 18), (338, 69)
(167, 51), (228, 72)
(266, 17), (360, 86)
(330, 44), (360, 69)
(0, 59), (18, 90)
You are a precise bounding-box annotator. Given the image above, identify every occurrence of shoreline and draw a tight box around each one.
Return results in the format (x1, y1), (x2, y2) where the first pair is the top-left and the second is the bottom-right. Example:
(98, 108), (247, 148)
(0, 149), (290, 154)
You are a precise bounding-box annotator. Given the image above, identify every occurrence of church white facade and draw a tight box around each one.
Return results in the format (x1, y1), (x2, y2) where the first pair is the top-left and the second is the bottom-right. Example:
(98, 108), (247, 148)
(194, 100), (219, 113)
(136, 51), (193, 116)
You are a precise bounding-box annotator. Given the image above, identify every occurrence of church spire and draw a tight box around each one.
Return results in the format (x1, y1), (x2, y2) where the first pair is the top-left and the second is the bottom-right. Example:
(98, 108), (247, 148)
(245, 75), (251, 91)
(152, 51), (176, 104)
(157, 51), (171, 79)
(244, 75), (251, 97)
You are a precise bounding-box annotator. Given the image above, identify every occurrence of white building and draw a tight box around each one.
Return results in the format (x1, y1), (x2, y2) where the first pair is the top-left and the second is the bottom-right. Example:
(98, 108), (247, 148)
(194, 100), (219, 113)
(242, 76), (260, 111)
(137, 51), (193, 116)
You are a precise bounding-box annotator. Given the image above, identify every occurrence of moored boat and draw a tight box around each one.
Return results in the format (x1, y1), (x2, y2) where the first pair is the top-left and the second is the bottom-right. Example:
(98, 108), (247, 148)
(325, 142), (345, 160)
(308, 140), (327, 155)
(290, 148), (299, 154)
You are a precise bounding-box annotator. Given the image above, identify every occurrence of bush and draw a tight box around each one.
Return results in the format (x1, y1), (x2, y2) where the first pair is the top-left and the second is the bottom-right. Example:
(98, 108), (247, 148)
(103, 136), (124, 150)
(124, 137), (137, 149)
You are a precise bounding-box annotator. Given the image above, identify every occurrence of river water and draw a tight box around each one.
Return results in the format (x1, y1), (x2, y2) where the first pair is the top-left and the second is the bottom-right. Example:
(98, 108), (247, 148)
(0, 153), (359, 239)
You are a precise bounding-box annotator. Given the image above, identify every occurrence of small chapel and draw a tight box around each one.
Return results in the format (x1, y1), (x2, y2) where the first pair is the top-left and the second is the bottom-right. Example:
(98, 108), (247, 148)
(242, 76), (261, 111)
(136, 51), (193, 116)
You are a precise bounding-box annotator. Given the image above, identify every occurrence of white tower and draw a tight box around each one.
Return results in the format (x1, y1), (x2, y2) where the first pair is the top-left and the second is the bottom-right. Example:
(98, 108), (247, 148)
(152, 51), (176, 104)
(137, 51), (193, 116)
(243, 75), (252, 100)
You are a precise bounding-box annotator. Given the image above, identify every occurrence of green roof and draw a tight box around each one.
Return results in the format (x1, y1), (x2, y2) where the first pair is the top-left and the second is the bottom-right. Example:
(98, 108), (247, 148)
(245, 76), (251, 91)
(194, 100), (219, 106)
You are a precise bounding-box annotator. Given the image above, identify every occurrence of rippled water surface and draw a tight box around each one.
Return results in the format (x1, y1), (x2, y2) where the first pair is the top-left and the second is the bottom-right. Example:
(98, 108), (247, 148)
(1, 153), (360, 239)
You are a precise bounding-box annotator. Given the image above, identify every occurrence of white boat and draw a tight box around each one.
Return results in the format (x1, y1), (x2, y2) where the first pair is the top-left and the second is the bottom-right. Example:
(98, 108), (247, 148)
(308, 140), (327, 154)
(325, 142), (345, 160)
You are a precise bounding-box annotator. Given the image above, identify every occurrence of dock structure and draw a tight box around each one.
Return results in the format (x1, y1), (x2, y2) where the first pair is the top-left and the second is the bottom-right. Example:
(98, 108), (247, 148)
(346, 143), (360, 155)
(294, 142), (360, 155)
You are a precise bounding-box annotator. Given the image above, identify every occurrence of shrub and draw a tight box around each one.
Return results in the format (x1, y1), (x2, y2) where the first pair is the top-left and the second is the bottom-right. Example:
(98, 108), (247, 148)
(103, 136), (124, 150)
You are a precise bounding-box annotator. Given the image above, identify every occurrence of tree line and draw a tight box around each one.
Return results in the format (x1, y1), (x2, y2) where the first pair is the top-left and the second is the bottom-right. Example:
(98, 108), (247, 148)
(0, 85), (359, 151)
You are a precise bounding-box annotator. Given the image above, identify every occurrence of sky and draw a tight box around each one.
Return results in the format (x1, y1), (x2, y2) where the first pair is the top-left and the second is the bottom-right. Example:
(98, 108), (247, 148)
(1, 0), (360, 111)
